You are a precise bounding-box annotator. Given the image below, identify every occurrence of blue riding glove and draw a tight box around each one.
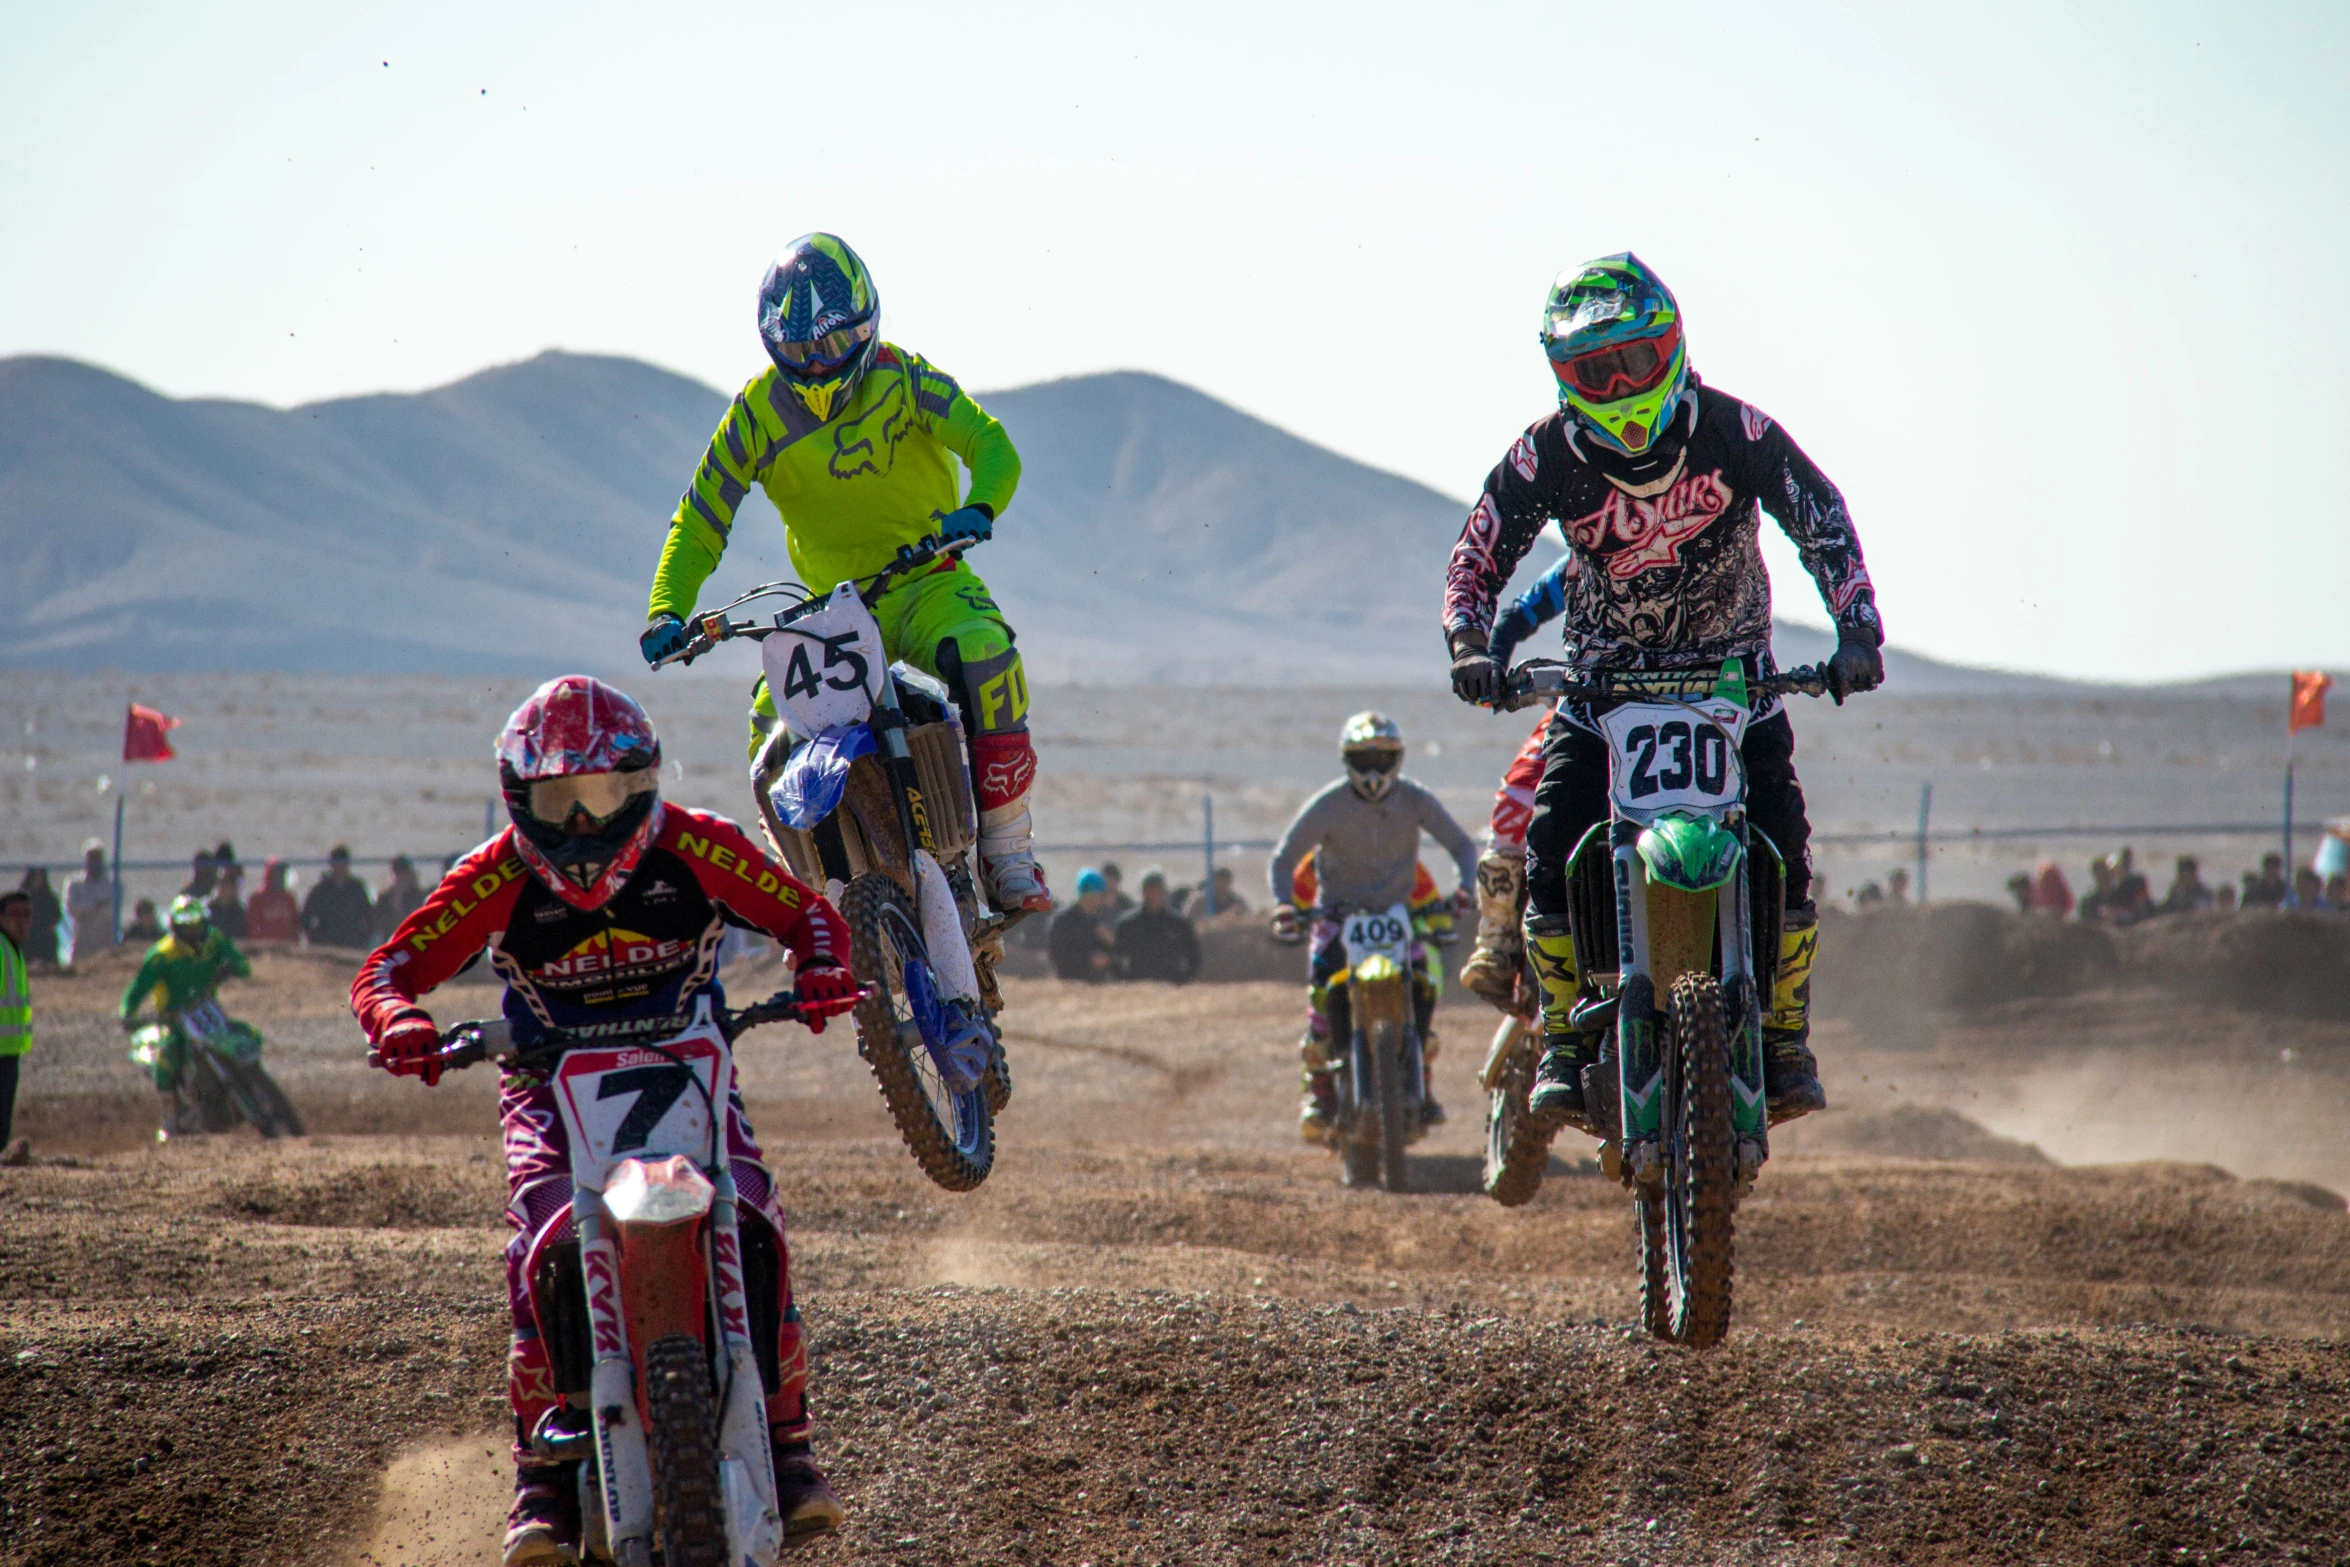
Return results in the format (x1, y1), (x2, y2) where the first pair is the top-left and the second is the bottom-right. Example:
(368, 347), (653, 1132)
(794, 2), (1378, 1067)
(936, 505), (994, 547)
(640, 614), (690, 669)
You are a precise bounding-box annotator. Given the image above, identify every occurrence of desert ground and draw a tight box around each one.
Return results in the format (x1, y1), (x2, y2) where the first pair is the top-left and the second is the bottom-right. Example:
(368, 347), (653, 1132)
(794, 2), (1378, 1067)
(3, 901), (2350, 1566)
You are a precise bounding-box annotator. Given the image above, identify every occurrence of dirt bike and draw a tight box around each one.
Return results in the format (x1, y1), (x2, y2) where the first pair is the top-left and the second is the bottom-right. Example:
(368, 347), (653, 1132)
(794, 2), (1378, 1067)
(1316, 901), (1433, 1193)
(657, 534), (1018, 1193)
(1494, 656), (1836, 1346)
(399, 985), (851, 1567)
(127, 998), (304, 1140)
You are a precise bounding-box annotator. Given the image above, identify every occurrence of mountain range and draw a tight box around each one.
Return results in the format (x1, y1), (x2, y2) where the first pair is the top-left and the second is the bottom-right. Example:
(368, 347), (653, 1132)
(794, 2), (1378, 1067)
(0, 349), (2044, 688)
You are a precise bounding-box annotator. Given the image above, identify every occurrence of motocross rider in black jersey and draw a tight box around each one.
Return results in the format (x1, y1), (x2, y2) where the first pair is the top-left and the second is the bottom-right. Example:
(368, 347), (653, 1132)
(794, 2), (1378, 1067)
(1443, 253), (1884, 1129)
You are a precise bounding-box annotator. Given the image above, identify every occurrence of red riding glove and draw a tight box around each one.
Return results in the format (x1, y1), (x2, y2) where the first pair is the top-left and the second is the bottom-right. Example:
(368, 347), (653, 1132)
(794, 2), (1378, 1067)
(373, 1012), (445, 1087)
(793, 962), (863, 1035)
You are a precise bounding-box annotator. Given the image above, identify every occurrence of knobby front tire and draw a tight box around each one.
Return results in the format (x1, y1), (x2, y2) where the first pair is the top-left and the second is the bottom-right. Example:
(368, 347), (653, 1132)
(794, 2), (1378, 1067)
(1662, 971), (1737, 1347)
(842, 873), (995, 1193)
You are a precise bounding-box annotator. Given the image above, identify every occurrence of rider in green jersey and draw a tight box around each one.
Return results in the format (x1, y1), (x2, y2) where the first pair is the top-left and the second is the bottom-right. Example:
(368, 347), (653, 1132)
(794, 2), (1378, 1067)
(119, 894), (252, 1133)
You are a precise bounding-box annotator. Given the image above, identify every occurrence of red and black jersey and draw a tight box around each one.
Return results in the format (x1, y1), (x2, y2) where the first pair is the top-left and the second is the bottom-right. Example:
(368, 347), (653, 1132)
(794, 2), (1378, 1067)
(351, 806), (847, 1046)
(1443, 379), (1880, 674)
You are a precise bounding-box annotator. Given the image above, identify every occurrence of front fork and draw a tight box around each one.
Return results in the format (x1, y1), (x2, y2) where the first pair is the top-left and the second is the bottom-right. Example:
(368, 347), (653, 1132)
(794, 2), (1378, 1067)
(575, 1162), (785, 1565)
(1608, 815), (1770, 1186)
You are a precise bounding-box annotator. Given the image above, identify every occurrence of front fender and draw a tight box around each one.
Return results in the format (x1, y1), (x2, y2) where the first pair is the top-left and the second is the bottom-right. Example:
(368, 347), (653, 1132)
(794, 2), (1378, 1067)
(1635, 812), (1742, 892)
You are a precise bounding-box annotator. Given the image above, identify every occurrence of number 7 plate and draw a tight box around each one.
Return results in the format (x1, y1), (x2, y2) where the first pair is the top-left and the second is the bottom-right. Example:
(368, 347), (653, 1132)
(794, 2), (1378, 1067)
(1597, 698), (1751, 816)
(552, 1032), (727, 1187)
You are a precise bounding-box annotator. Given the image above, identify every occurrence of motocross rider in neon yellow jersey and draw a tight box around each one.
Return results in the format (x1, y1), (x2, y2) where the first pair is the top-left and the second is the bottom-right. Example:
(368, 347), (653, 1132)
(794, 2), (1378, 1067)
(641, 232), (1051, 914)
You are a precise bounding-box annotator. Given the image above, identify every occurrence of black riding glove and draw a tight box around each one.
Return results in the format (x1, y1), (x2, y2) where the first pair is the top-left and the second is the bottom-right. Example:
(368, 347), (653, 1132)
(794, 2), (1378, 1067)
(1826, 629), (1885, 705)
(1449, 630), (1503, 707)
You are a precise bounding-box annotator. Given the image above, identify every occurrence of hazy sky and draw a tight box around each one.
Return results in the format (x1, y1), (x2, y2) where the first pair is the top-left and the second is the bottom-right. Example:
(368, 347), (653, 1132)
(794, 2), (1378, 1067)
(5, 1), (2345, 680)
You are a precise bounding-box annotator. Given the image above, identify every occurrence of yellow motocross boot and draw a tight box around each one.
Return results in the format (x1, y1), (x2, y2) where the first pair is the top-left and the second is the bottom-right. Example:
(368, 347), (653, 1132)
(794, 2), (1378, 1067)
(1763, 906), (1827, 1122)
(1522, 915), (1595, 1126)
(1457, 850), (1526, 1010)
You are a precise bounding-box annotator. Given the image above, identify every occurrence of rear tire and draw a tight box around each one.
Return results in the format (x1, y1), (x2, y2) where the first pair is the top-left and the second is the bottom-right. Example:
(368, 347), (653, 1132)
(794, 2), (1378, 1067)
(1661, 971), (1737, 1347)
(225, 1058), (304, 1138)
(1373, 1018), (1410, 1193)
(643, 1333), (728, 1567)
(1635, 1182), (1672, 1340)
(1483, 1026), (1553, 1207)
(842, 874), (995, 1192)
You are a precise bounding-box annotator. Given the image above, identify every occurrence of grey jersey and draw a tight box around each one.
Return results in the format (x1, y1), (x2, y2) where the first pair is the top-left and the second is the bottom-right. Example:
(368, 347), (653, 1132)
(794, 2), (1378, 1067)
(1268, 777), (1479, 914)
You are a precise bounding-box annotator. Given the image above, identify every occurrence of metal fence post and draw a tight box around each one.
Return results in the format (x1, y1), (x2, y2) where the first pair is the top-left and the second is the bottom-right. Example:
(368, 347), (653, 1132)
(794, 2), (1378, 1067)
(1201, 794), (1216, 915)
(1915, 783), (1933, 905)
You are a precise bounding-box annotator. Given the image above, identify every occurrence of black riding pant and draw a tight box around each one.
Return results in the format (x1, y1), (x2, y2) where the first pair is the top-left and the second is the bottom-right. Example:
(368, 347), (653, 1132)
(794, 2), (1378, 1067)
(1523, 709), (1812, 920)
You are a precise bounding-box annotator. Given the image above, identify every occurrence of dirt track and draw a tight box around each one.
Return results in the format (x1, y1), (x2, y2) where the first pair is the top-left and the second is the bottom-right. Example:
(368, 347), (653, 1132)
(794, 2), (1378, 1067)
(5, 938), (2350, 1565)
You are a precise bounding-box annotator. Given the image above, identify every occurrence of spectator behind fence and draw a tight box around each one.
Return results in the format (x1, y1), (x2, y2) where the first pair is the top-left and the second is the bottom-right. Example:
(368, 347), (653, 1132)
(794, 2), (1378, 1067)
(1049, 868), (1118, 982)
(1098, 861), (1137, 919)
(66, 840), (117, 963)
(2031, 860), (2074, 918)
(246, 859), (302, 942)
(15, 869), (62, 967)
(1174, 866), (1250, 918)
(207, 854), (249, 941)
(123, 898), (164, 944)
(2078, 856), (2116, 923)
(0, 889), (33, 1163)
(376, 855), (426, 941)
(1886, 867), (1911, 906)
(2294, 867), (2327, 909)
(2156, 856), (2214, 915)
(2110, 848), (2154, 923)
(1851, 880), (1884, 908)
(2244, 853), (2288, 910)
(1113, 869), (1202, 985)
(2329, 874), (2350, 909)
(2006, 873), (2034, 915)
(302, 846), (375, 948)
(181, 846), (218, 900)
(2214, 883), (2238, 912)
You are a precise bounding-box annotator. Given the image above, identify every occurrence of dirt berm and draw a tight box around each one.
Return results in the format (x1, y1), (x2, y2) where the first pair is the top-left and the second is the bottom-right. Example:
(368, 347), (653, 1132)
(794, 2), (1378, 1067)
(1819, 903), (2350, 1024)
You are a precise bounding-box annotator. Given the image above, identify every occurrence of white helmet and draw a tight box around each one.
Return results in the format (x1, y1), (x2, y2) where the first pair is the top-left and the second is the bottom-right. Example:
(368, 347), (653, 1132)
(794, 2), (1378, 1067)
(1339, 711), (1405, 801)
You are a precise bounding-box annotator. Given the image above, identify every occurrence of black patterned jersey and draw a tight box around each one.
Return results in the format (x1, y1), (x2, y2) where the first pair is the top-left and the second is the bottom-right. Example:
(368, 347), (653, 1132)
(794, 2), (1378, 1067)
(1443, 380), (1881, 674)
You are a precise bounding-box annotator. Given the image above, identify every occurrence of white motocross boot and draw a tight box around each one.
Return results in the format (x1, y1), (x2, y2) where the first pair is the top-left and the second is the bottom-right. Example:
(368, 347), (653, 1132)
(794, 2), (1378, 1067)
(978, 799), (1054, 914)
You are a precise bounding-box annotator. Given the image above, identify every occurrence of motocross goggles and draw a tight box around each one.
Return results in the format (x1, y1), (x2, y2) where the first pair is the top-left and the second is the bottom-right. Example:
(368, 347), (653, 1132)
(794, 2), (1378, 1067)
(1343, 747), (1401, 777)
(525, 768), (658, 830)
(1550, 322), (1682, 401)
(772, 317), (875, 374)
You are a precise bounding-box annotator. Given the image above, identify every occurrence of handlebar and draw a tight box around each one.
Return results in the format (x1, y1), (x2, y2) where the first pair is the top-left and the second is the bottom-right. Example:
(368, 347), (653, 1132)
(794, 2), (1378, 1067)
(1498, 660), (1833, 712)
(363, 984), (871, 1075)
(653, 533), (977, 670)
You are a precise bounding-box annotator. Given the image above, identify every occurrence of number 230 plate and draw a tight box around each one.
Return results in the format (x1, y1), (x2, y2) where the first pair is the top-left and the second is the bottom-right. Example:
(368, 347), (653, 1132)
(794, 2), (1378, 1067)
(1598, 699), (1750, 814)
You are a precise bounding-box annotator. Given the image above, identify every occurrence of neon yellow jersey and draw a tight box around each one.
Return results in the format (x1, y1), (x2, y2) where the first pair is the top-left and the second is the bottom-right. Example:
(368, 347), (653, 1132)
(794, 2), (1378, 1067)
(648, 344), (1021, 622)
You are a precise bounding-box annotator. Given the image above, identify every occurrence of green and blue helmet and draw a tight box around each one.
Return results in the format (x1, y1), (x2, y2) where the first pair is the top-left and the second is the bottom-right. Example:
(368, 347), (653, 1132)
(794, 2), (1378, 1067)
(1539, 253), (1688, 456)
(758, 233), (881, 423)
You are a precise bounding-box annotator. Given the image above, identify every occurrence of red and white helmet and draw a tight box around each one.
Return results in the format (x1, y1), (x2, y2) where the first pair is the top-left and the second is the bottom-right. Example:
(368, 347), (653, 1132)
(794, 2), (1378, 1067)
(496, 676), (664, 910)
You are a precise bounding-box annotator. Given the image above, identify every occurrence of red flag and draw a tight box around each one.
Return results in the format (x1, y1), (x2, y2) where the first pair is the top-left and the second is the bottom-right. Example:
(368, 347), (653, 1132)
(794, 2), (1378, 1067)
(123, 703), (182, 763)
(2290, 671), (2333, 735)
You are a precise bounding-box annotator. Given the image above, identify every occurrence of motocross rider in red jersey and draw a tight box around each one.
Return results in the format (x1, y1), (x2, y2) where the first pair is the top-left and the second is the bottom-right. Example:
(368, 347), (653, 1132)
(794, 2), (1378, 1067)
(1456, 553), (1577, 1011)
(349, 676), (863, 1566)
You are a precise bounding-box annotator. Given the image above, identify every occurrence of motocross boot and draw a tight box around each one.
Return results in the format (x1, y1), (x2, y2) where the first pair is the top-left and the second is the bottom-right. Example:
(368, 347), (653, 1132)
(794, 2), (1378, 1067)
(1763, 905), (1828, 1122)
(773, 1440), (845, 1543)
(1456, 850), (1526, 1010)
(1523, 915), (1596, 1128)
(153, 1088), (184, 1144)
(501, 1463), (581, 1566)
(978, 803), (1055, 914)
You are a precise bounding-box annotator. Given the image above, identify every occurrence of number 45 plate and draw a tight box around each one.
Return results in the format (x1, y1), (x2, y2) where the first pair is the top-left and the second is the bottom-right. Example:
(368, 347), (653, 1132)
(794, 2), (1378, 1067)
(552, 1033), (726, 1185)
(1599, 697), (1752, 815)
(761, 582), (887, 737)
